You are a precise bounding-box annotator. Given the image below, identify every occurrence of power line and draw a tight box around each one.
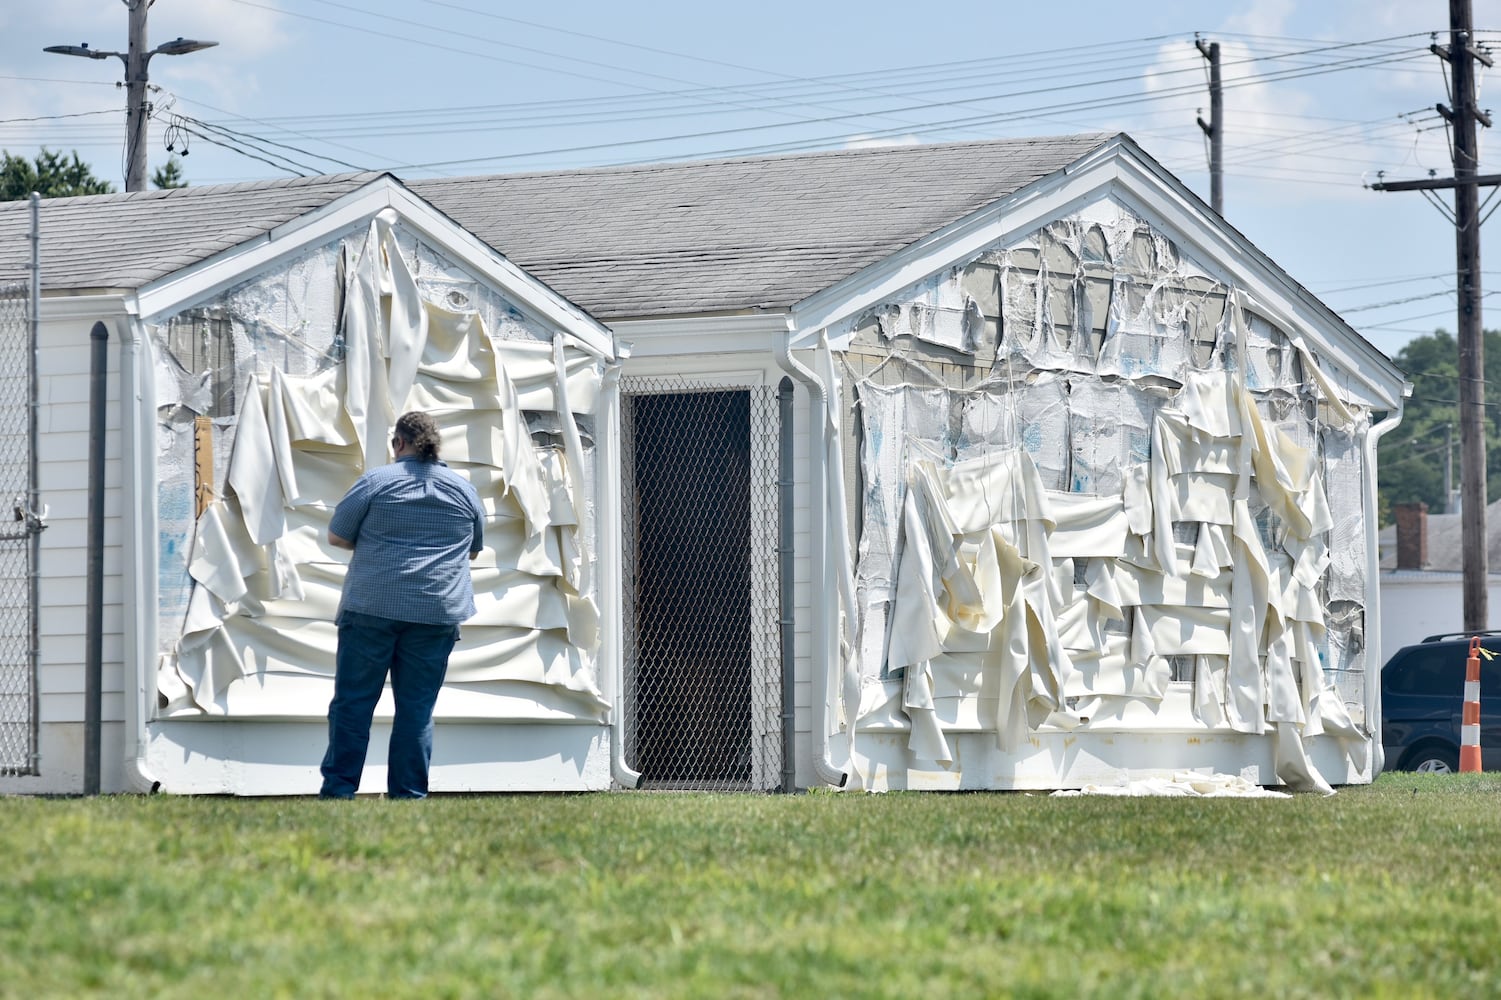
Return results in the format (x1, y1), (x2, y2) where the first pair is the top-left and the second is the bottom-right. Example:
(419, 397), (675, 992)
(169, 114), (367, 173)
(170, 122), (311, 177)
(1315, 272), (1457, 294)
(1339, 289), (1456, 313)
(205, 6), (1438, 145)
(0, 109), (119, 125)
(388, 44), (1432, 171)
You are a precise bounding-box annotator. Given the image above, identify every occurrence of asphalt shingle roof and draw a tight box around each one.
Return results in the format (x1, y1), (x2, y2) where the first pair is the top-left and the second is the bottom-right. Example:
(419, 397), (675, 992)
(0, 134), (1114, 319)
(408, 134), (1115, 319)
(0, 172), (383, 291)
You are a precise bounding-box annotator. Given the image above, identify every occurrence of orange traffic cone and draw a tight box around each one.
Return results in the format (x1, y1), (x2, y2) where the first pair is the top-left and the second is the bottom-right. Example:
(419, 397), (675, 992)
(1461, 636), (1483, 773)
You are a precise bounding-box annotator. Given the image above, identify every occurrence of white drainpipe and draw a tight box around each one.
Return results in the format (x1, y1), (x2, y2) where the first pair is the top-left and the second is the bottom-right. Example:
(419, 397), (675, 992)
(1362, 399), (1407, 778)
(776, 330), (849, 789)
(121, 314), (161, 792)
(600, 351), (641, 789)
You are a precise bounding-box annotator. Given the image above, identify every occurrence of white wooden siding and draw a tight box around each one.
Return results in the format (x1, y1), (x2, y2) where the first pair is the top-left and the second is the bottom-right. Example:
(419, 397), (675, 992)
(0, 312), (128, 794)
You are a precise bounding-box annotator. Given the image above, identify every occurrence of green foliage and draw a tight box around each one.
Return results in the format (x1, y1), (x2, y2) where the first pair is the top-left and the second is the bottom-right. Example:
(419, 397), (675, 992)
(0, 775), (1499, 998)
(0, 148), (114, 200)
(1377, 327), (1501, 522)
(152, 155), (187, 190)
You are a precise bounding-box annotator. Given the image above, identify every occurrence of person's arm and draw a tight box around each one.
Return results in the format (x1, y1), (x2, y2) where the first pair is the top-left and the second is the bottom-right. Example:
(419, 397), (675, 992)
(468, 490), (484, 562)
(328, 474), (372, 553)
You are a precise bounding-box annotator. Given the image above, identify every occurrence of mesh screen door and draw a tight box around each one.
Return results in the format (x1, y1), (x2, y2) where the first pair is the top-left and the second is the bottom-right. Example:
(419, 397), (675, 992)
(621, 380), (782, 790)
(0, 283), (38, 775)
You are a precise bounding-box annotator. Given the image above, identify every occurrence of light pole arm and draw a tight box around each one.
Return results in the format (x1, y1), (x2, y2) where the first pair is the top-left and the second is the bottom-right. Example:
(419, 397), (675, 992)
(44, 4), (217, 193)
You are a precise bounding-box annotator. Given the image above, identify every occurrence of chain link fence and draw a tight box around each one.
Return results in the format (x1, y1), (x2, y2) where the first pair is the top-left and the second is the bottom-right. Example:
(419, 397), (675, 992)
(0, 281), (36, 775)
(621, 380), (782, 790)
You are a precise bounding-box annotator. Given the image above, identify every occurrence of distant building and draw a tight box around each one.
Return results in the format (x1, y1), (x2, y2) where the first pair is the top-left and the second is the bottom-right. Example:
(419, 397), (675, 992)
(1379, 499), (1501, 653)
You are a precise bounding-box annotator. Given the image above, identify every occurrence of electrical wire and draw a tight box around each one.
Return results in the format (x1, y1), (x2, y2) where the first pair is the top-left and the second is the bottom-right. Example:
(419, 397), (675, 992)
(0, 110), (120, 125)
(215, 1), (1436, 146)
(1336, 290), (1457, 313)
(169, 122), (311, 177)
(1316, 272), (1457, 294)
(388, 45), (1433, 170)
(169, 114), (367, 173)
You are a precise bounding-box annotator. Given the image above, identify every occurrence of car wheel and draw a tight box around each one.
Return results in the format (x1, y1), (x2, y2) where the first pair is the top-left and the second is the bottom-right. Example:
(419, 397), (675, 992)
(1404, 743), (1460, 774)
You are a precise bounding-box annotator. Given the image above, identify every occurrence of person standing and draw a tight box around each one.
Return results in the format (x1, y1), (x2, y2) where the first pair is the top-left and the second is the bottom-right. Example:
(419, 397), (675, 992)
(319, 411), (484, 799)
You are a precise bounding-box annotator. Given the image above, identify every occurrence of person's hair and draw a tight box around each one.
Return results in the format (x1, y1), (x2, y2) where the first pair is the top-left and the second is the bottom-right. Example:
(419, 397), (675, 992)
(393, 411), (441, 462)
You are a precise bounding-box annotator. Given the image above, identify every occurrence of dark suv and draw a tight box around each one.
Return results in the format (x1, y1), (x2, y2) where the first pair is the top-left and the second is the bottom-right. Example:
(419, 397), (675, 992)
(1381, 631), (1501, 773)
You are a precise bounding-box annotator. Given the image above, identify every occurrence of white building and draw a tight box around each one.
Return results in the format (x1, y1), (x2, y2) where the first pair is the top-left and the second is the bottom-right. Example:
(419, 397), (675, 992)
(0, 133), (1410, 795)
(1379, 499), (1501, 654)
(0, 174), (622, 795)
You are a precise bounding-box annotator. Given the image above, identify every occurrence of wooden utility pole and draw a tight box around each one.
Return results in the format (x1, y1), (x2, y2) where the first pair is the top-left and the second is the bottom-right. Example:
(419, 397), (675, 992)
(1451, 0), (1489, 634)
(124, 0), (149, 192)
(1372, 0), (1493, 632)
(1196, 38), (1223, 215)
(42, 3), (216, 193)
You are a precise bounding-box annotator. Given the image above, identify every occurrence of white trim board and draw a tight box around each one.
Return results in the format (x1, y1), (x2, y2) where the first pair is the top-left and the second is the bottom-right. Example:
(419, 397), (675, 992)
(144, 720), (614, 795)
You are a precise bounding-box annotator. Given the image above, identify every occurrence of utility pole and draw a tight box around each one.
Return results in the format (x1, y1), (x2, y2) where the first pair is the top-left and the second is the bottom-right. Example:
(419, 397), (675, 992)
(124, 0), (149, 194)
(1196, 38), (1223, 215)
(1372, 0), (1493, 632)
(44, 1), (216, 192)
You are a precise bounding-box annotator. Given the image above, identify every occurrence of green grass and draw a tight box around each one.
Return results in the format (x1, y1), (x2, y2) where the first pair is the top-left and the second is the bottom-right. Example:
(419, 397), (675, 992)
(3, 773), (1500, 998)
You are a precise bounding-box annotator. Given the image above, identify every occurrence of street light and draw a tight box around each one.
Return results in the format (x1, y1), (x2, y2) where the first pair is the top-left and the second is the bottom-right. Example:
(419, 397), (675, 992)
(44, 4), (217, 193)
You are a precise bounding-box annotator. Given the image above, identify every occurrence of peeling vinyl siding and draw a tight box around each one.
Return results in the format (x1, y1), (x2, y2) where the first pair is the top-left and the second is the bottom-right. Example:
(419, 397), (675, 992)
(148, 220), (609, 728)
(833, 196), (1371, 790)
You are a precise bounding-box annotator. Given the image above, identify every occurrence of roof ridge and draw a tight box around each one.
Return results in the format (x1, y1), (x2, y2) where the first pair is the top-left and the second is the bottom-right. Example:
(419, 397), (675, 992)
(409, 132), (1121, 187)
(8, 169), (388, 207)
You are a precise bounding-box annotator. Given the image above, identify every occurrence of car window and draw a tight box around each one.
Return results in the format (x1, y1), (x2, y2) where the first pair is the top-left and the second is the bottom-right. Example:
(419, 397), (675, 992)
(1484, 643), (1501, 700)
(1387, 639), (1501, 698)
(1387, 646), (1466, 695)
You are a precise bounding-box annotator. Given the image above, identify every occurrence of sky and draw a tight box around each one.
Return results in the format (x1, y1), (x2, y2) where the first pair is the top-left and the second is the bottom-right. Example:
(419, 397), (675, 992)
(3, 0), (1501, 361)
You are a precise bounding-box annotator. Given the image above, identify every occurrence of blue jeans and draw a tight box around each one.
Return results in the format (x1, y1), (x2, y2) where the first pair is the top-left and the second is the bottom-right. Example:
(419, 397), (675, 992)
(319, 610), (461, 799)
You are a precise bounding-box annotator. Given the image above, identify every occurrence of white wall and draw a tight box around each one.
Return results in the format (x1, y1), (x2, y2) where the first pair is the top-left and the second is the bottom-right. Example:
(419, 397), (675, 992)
(1377, 572), (1501, 662)
(0, 304), (128, 794)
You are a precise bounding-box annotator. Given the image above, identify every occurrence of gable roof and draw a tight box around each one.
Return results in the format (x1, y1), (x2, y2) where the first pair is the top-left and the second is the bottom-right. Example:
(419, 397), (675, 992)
(406, 133), (1115, 320)
(1, 133), (1115, 317)
(0, 172), (383, 290)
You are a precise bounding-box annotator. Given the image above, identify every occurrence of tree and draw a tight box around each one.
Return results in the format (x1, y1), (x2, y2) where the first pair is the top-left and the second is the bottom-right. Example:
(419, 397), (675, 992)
(0, 148), (115, 200)
(152, 155), (187, 190)
(1376, 328), (1501, 522)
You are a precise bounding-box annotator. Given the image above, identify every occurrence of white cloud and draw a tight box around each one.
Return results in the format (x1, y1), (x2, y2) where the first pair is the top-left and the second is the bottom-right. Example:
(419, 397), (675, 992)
(1136, 1), (1472, 206)
(154, 0), (291, 60)
(1221, 0), (1295, 38)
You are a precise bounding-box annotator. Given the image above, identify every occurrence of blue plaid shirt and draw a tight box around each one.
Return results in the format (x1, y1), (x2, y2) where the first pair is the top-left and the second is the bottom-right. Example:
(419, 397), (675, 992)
(330, 456), (484, 626)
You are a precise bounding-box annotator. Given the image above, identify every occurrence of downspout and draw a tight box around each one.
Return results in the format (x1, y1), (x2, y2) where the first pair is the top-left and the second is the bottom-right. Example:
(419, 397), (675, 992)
(601, 351), (641, 789)
(1362, 400), (1407, 778)
(777, 377), (797, 793)
(120, 316), (160, 792)
(775, 332), (849, 789)
(84, 322), (107, 795)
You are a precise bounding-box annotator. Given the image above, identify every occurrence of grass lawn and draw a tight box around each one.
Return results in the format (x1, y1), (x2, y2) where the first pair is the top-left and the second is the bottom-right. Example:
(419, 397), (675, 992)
(2, 772), (1499, 998)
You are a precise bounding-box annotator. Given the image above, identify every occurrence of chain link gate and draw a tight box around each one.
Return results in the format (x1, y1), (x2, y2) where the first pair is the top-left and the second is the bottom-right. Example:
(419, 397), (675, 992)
(621, 379), (782, 790)
(0, 281), (38, 775)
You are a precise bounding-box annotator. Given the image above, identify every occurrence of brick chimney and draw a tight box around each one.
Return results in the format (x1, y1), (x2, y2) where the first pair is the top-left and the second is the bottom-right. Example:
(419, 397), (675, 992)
(1394, 502), (1429, 570)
